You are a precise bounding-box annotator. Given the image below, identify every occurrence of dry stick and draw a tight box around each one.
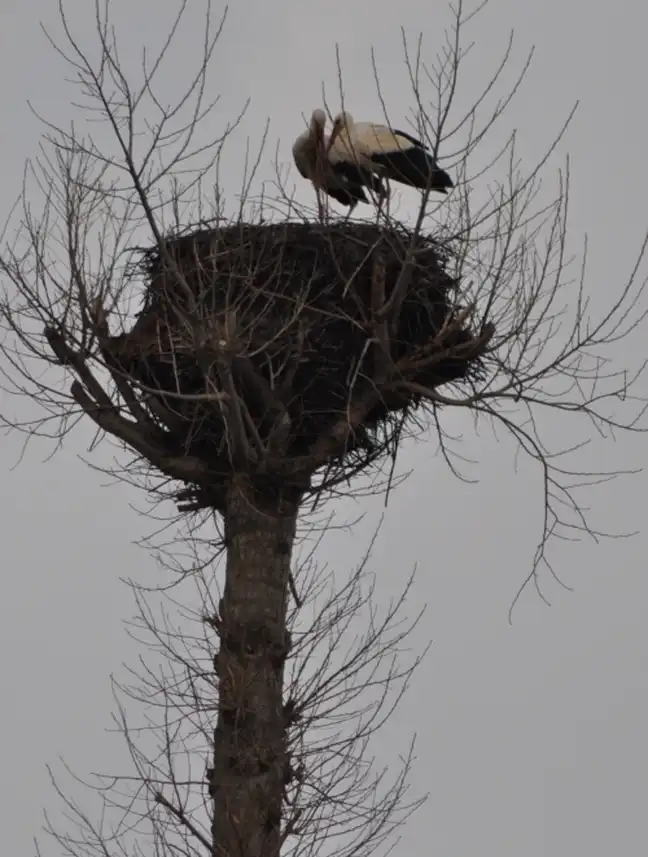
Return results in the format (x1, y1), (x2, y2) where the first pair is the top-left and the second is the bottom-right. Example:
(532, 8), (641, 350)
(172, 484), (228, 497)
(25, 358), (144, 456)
(154, 791), (214, 855)
(234, 354), (292, 452)
(175, 483), (227, 514)
(210, 314), (258, 468)
(145, 395), (187, 434)
(92, 302), (157, 430)
(398, 321), (495, 376)
(274, 392), (384, 479)
(45, 326), (115, 413)
(46, 325), (222, 495)
(370, 253), (394, 383)
(215, 357), (256, 468)
(375, 180), (438, 335)
(288, 572), (302, 609)
(70, 381), (211, 486)
(392, 380), (465, 407)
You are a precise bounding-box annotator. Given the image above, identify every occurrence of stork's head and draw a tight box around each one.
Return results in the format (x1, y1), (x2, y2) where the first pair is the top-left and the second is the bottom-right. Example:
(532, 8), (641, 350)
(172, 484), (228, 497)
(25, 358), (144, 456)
(308, 109), (327, 151)
(327, 111), (353, 151)
(310, 109), (327, 132)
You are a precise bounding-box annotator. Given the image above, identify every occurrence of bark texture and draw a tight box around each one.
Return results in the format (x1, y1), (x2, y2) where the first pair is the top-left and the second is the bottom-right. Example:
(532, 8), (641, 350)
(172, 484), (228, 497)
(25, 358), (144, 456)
(210, 475), (299, 857)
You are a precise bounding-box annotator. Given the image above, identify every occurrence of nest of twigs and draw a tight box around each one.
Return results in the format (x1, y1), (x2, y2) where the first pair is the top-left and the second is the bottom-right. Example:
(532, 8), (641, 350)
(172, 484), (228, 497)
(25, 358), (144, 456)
(105, 221), (491, 496)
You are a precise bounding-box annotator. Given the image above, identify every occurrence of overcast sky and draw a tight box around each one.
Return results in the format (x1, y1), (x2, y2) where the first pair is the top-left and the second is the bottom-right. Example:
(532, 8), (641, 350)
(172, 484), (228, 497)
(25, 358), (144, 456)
(2, 1), (648, 855)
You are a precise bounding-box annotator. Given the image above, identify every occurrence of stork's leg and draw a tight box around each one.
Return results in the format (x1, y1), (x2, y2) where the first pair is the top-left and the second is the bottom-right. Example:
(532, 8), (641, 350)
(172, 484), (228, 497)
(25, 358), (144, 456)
(376, 188), (384, 218)
(375, 178), (391, 223)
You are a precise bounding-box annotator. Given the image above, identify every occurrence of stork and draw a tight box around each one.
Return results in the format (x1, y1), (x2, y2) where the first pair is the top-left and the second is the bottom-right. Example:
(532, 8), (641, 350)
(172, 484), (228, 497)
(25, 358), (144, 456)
(327, 111), (454, 196)
(292, 109), (386, 214)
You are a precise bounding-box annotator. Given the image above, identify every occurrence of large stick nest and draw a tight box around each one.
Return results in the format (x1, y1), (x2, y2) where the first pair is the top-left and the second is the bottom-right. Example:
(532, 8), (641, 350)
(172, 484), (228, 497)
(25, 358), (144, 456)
(105, 221), (491, 495)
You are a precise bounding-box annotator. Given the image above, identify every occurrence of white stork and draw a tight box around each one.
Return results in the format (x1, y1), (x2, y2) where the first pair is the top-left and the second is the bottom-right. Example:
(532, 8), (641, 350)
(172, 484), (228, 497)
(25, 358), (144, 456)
(292, 109), (386, 211)
(327, 111), (454, 195)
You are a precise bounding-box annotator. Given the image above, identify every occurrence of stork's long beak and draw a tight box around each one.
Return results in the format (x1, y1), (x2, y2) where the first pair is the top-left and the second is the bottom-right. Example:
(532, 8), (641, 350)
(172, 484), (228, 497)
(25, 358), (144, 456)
(326, 119), (342, 153)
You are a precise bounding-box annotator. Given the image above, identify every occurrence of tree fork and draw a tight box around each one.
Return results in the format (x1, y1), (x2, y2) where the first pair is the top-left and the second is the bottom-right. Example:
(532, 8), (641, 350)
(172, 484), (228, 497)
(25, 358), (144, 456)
(211, 474), (300, 857)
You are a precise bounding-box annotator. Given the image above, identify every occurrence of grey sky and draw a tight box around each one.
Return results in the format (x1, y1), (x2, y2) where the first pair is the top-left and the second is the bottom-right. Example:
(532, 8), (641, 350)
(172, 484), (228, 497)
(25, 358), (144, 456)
(2, 0), (648, 854)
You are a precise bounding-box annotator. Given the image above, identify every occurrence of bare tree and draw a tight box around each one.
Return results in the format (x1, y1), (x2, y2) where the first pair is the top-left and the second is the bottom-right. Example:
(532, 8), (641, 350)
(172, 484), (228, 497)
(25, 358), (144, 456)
(2, 1), (647, 856)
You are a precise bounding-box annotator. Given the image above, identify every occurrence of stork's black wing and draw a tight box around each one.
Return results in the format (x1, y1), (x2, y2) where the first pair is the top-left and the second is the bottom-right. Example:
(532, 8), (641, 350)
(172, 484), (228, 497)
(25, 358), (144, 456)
(333, 161), (387, 201)
(325, 181), (369, 207)
(390, 128), (428, 150)
(367, 131), (453, 192)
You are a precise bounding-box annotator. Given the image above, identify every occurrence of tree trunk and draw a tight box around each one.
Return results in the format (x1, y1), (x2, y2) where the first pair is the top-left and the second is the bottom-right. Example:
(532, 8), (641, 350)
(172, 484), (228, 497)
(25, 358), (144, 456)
(211, 474), (299, 857)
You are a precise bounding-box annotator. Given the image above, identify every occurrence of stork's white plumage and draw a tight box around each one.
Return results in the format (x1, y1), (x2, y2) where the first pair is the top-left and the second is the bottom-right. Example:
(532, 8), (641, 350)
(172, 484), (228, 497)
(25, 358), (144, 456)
(327, 112), (453, 195)
(292, 109), (374, 209)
